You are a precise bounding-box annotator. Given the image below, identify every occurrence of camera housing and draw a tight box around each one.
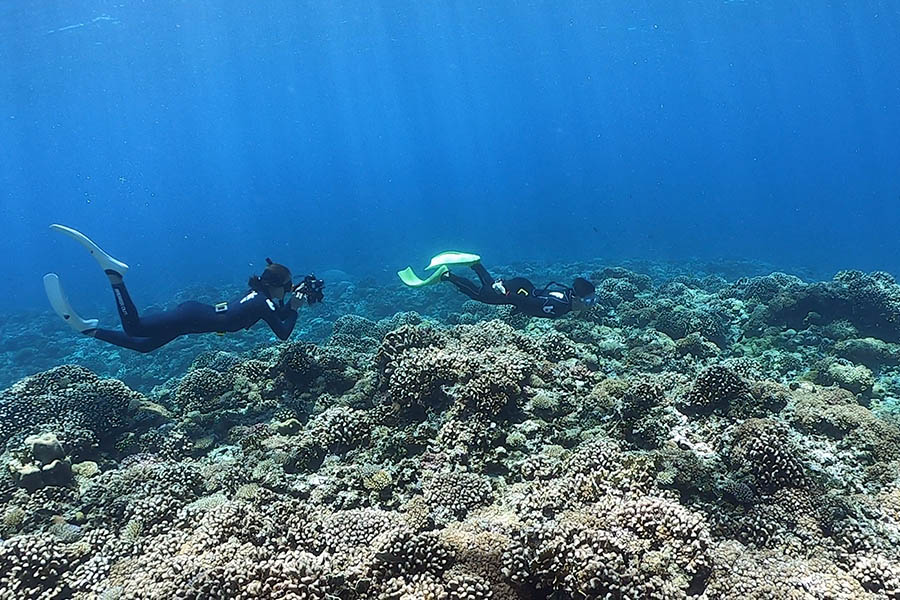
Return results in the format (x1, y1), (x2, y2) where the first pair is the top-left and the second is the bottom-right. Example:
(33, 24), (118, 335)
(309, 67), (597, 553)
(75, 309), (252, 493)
(296, 275), (325, 305)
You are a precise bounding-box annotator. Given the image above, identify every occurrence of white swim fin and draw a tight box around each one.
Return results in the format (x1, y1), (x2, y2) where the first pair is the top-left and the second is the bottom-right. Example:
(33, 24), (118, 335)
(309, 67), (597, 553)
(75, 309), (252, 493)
(50, 223), (129, 276)
(43, 273), (98, 334)
(426, 251), (481, 271)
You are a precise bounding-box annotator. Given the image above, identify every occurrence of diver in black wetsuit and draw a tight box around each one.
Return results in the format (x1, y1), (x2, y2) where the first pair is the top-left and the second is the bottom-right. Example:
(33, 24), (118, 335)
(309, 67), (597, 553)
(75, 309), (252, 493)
(43, 225), (324, 353)
(445, 263), (597, 319)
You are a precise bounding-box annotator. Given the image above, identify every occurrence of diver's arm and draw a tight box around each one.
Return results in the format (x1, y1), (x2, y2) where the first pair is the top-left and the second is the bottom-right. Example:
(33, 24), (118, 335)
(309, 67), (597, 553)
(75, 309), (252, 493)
(237, 292), (299, 340)
(263, 306), (298, 340)
(510, 294), (552, 318)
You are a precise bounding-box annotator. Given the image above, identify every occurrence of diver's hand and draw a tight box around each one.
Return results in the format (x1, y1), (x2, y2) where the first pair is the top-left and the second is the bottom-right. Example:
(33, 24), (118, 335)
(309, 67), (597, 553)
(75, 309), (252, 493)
(289, 291), (304, 310)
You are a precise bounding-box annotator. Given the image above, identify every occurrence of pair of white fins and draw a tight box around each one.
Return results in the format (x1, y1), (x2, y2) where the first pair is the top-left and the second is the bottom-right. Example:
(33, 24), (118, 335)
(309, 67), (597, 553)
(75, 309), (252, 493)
(43, 224), (129, 333)
(397, 251), (481, 287)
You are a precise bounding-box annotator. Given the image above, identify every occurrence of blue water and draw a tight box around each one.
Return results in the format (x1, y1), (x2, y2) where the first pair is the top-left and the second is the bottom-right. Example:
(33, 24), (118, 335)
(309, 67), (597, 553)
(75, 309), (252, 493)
(1, 1), (898, 314)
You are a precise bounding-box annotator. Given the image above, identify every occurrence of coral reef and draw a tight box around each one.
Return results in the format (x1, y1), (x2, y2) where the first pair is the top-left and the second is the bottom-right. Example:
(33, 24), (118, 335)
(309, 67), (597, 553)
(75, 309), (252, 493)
(1, 260), (900, 598)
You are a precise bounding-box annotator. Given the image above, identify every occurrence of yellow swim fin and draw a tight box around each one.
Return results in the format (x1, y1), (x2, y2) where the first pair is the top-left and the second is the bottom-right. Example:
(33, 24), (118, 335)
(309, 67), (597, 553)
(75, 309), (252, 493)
(398, 265), (449, 287)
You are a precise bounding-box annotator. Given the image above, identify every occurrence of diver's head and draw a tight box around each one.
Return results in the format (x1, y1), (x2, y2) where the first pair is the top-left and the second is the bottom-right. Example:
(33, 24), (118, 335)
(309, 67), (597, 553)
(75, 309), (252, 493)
(250, 258), (293, 300)
(571, 277), (597, 310)
(572, 277), (595, 298)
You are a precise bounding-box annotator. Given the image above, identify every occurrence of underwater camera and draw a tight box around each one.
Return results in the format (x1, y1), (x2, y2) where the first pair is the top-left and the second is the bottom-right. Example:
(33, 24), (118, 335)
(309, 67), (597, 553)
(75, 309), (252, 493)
(295, 274), (325, 304)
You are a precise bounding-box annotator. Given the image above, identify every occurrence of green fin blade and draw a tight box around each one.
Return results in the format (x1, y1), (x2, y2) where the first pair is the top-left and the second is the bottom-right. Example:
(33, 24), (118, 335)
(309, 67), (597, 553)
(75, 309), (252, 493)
(398, 265), (448, 287)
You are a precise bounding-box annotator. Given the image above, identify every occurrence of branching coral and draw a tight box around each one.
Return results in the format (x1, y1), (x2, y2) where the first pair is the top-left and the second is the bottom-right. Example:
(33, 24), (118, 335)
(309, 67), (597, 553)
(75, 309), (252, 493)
(727, 419), (806, 494)
(375, 321), (533, 417)
(0, 533), (76, 599)
(680, 364), (749, 415)
(174, 367), (232, 413)
(0, 365), (138, 448)
(423, 471), (493, 522)
(501, 495), (711, 599)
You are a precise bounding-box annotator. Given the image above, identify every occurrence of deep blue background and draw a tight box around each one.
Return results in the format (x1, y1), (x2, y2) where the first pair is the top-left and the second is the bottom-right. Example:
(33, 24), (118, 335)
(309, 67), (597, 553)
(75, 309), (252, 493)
(1, 1), (898, 314)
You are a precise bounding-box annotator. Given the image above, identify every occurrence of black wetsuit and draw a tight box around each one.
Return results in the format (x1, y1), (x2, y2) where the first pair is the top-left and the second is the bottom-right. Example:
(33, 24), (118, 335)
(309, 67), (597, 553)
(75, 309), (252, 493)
(446, 263), (509, 306)
(90, 282), (298, 353)
(447, 265), (575, 319)
(509, 283), (575, 319)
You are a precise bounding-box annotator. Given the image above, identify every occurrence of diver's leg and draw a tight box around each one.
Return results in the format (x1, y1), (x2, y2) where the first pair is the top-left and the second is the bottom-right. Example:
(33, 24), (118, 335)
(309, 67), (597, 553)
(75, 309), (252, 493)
(93, 301), (207, 352)
(106, 274), (143, 335)
(471, 263), (494, 288)
(93, 329), (178, 354)
(107, 277), (206, 338)
(446, 273), (481, 300)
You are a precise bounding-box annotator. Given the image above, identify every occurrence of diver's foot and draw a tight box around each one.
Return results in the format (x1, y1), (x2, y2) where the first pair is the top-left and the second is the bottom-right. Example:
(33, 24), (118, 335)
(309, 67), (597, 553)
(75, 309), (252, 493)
(43, 274), (100, 334)
(50, 224), (129, 277)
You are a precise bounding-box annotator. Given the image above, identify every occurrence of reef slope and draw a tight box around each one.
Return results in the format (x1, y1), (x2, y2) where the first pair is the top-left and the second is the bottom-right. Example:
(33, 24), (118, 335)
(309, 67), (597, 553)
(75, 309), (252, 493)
(2, 266), (900, 599)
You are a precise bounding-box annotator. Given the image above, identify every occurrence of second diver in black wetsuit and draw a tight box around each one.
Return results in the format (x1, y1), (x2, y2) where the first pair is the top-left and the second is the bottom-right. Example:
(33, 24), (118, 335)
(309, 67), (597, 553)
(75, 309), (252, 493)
(444, 261), (597, 319)
(43, 225), (324, 353)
